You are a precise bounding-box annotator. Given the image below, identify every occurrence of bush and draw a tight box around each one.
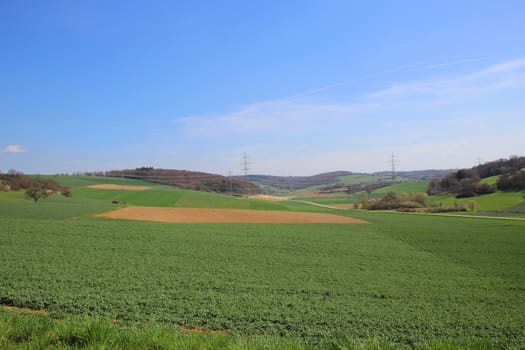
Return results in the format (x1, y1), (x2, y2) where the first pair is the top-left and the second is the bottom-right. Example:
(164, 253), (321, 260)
(398, 201), (424, 209)
(477, 183), (496, 195)
(497, 171), (525, 191)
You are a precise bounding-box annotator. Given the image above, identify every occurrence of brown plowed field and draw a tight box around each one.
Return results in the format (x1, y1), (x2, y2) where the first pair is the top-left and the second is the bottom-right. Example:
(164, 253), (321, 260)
(87, 184), (151, 191)
(96, 206), (369, 224)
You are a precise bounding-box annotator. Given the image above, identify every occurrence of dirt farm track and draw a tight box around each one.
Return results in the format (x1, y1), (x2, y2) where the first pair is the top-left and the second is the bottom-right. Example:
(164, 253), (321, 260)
(96, 206), (369, 224)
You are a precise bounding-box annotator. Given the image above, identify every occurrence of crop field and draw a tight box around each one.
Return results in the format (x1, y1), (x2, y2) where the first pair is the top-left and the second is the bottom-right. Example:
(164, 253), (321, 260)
(1, 178), (525, 348)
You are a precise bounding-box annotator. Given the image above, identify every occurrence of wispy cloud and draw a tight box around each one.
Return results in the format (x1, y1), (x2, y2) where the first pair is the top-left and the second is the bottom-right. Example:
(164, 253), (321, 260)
(0, 145), (27, 153)
(180, 58), (525, 137)
(174, 58), (525, 174)
(180, 99), (360, 137)
(420, 57), (487, 70)
(365, 58), (525, 103)
(283, 58), (484, 101)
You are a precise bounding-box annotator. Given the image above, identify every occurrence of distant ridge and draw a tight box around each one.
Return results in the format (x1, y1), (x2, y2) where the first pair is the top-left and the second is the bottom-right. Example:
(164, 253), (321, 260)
(95, 168), (457, 195)
(105, 168), (262, 195)
(238, 169), (455, 192)
(372, 169), (454, 180)
(237, 171), (354, 191)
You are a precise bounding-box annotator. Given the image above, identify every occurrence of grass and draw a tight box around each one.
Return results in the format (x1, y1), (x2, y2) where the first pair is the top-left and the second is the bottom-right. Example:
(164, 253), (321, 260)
(72, 186), (291, 210)
(1, 213), (524, 347)
(0, 175), (292, 216)
(429, 190), (525, 211)
(291, 180), (429, 206)
(479, 175), (500, 185)
(289, 175), (397, 196)
(0, 191), (115, 219)
(0, 310), (504, 350)
(338, 174), (395, 185)
(47, 175), (158, 188)
(290, 196), (352, 205)
(1, 176), (525, 348)
(372, 181), (429, 195)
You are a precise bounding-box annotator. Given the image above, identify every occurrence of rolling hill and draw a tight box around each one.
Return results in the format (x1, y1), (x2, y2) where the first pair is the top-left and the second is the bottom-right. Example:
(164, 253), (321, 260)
(238, 170), (451, 195)
(104, 168), (262, 195)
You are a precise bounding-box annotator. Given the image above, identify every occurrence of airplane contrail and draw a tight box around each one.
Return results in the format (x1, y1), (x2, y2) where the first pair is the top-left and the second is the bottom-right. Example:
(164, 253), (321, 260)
(285, 57), (487, 100)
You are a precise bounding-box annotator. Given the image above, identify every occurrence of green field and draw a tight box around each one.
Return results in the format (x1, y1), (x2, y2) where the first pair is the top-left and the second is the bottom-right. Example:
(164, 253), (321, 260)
(1, 177), (525, 348)
(0, 176), (290, 219)
(479, 175), (500, 185)
(338, 174), (395, 185)
(290, 174), (397, 196)
(45, 175), (158, 188)
(372, 181), (429, 195)
(429, 190), (525, 212)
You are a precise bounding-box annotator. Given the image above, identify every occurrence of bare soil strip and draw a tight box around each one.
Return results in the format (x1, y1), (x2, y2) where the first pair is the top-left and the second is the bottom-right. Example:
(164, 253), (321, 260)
(2, 305), (49, 316)
(96, 206), (369, 224)
(87, 184), (151, 191)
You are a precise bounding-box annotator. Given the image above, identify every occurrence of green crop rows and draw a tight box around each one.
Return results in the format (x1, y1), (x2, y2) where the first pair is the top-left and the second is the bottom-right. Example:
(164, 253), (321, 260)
(1, 210), (524, 347)
(1, 177), (524, 347)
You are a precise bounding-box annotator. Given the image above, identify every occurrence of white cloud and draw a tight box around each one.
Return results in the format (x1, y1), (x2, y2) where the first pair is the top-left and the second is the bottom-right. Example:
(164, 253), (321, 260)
(173, 58), (525, 174)
(179, 58), (525, 139)
(0, 145), (27, 153)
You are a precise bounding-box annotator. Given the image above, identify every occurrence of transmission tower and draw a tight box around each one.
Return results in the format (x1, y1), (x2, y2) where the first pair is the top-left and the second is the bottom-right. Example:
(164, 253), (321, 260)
(228, 168), (233, 193)
(390, 153), (397, 182)
(241, 153), (251, 176)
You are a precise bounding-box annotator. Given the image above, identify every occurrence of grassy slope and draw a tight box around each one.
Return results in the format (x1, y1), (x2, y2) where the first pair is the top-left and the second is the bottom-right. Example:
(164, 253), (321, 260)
(294, 178), (525, 213)
(48, 175), (157, 188)
(479, 175), (500, 185)
(290, 174), (397, 197)
(291, 179), (426, 206)
(372, 180), (429, 194)
(1, 176), (291, 217)
(338, 174), (394, 185)
(429, 191), (525, 211)
(0, 191), (115, 219)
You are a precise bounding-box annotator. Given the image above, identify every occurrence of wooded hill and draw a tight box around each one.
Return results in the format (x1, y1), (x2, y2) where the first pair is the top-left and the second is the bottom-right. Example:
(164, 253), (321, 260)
(428, 156), (525, 198)
(105, 168), (262, 195)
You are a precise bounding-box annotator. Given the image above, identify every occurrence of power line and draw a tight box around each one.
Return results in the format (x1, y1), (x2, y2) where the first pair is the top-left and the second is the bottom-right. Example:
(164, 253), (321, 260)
(241, 153), (251, 176)
(390, 153), (397, 182)
(228, 168), (233, 193)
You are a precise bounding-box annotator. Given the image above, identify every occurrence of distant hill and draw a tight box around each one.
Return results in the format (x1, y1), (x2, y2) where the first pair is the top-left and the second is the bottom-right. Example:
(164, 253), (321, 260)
(238, 169), (453, 193)
(372, 169), (454, 180)
(237, 171), (354, 191)
(105, 168), (262, 195)
(428, 156), (525, 197)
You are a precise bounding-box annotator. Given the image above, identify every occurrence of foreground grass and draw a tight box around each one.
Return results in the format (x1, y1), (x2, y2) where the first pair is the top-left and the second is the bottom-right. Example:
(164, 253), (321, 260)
(0, 310), (504, 350)
(1, 182), (524, 348)
(1, 214), (524, 347)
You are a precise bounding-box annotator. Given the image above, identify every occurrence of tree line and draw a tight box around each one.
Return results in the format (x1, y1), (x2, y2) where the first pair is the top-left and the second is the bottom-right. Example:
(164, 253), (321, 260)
(0, 171), (71, 203)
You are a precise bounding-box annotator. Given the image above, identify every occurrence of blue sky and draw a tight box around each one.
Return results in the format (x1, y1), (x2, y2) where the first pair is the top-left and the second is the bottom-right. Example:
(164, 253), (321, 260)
(1, 1), (524, 175)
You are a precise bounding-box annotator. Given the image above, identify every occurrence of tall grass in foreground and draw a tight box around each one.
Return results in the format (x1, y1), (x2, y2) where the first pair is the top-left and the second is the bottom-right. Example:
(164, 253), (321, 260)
(0, 310), (507, 350)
